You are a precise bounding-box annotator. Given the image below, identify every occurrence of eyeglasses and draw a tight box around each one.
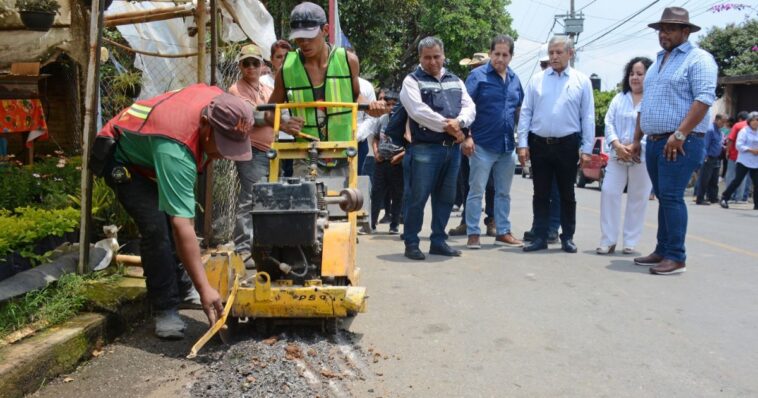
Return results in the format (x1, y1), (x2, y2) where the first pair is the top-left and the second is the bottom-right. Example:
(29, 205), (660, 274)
(241, 58), (261, 68)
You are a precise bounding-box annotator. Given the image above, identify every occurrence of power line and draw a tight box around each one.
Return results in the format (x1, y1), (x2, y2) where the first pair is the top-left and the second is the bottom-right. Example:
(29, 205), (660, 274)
(577, 0), (661, 50)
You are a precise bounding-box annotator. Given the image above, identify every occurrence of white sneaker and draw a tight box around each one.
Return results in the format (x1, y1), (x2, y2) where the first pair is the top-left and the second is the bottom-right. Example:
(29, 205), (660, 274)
(154, 309), (186, 340)
(179, 285), (202, 309)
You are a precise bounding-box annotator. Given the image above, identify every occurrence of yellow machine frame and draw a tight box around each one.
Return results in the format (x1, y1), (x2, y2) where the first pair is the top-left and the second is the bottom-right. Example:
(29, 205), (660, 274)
(189, 102), (367, 358)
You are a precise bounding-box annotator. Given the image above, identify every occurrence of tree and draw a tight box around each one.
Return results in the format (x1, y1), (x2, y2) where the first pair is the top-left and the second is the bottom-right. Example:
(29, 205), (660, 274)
(697, 18), (758, 76)
(263, 0), (516, 89)
(593, 89), (618, 136)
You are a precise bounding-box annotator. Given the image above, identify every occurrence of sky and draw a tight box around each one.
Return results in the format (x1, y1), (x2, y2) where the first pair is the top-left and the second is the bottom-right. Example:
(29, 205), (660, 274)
(505, 0), (757, 90)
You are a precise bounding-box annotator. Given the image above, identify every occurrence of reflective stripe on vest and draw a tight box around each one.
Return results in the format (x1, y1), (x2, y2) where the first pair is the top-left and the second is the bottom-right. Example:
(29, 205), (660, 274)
(97, 83), (223, 172)
(281, 46), (354, 141)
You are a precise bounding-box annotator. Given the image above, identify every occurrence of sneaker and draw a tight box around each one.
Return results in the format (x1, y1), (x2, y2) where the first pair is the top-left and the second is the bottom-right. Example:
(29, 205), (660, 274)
(358, 224), (373, 235)
(154, 309), (186, 340)
(448, 223), (467, 236)
(467, 235), (481, 249)
(649, 259), (686, 275)
(389, 226), (399, 235)
(495, 233), (523, 247)
(634, 252), (664, 266)
(485, 221), (496, 237)
(179, 285), (202, 309)
(238, 250), (255, 269)
(719, 199), (729, 209)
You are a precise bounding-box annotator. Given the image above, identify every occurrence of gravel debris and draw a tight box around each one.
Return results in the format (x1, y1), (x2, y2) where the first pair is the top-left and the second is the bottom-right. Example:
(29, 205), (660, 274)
(190, 326), (373, 398)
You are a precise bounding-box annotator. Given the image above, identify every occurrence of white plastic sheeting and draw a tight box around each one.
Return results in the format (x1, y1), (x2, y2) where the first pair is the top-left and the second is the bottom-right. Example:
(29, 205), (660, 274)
(106, 0), (275, 99)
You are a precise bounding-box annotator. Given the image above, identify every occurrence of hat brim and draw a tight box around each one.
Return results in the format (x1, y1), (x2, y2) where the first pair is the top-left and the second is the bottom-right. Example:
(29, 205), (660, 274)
(237, 54), (263, 63)
(289, 26), (321, 40)
(648, 21), (701, 32)
(213, 129), (252, 161)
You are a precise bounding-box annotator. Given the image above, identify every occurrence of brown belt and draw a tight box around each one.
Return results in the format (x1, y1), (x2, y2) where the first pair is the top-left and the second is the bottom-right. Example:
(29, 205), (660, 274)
(647, 132), (704, 142)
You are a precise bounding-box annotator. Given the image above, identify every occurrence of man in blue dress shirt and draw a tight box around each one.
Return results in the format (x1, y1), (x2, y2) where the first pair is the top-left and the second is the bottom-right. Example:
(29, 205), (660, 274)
(517, 35), (595, 254)
(630, 7), (718, 275)
(462, 34), (525, 249)
(695, 114), (725, 205)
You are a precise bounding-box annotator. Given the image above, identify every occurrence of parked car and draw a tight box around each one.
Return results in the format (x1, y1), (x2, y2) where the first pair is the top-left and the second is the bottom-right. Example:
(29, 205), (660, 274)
(576, 137), (608, 188)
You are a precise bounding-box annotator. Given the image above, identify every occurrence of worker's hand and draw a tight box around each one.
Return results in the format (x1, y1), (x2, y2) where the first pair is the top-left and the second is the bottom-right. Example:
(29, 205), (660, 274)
(199, 286), (224, 326)
(366, 100), (390, 118)
(444, 118), (461, 136)
(517, 147), (530, 168)
(461, 136), (475, 156)
(580, 153), (593, 168)
(283, 116), (305, 135)
(664, 134), (686, 161)
(390, 151), (405, 165)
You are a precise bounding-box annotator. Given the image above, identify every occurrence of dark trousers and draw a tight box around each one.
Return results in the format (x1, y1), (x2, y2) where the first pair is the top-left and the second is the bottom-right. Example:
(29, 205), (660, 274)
(696, 156), (720, 203)
(105, 164), (193, 311)
(529, 176), (561, 234)
(529, 133), (579, 241)
(371, 160), (404, 229)
(722, 162), (758, 208)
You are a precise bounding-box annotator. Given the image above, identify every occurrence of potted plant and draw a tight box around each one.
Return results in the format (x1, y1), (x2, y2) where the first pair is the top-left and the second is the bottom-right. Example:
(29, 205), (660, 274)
(112, 70), (142, 99)
(15, 0), (60, 31)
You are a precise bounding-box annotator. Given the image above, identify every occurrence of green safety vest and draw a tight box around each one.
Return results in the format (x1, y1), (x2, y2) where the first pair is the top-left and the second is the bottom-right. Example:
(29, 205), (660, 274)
(281, 46), (355, 142)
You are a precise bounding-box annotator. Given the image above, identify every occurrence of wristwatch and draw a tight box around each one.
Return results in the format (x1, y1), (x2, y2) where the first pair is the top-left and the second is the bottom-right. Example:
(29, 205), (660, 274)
(673, 130), (687, 141)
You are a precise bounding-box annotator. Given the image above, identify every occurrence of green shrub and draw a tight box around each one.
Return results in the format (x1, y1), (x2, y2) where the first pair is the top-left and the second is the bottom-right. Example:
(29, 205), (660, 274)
(0, 207), (80, 265)
(15, 0), (61, 13)
(0, 155), (82, 211)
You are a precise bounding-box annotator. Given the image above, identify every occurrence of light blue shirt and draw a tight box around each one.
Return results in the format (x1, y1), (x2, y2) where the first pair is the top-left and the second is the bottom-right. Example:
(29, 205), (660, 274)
(640, 41), (718, 135)
(736, 126), (758, 169)
(517, 66), (596, 154)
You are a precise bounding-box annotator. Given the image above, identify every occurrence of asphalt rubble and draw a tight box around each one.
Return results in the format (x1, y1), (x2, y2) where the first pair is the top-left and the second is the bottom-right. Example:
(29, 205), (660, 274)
(190, 327), (380, 398)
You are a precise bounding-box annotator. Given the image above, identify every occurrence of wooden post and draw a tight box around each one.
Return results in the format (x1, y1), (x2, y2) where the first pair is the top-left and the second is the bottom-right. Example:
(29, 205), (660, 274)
(195, 0), (214, 245)
(196, 0), (206, 84)
(210, 0), (218, 86)
(78, 0), (105, 274)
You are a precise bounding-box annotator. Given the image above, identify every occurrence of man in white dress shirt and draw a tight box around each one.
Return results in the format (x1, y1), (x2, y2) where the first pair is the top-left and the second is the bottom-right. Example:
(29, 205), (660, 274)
(517, 35), (595, 253)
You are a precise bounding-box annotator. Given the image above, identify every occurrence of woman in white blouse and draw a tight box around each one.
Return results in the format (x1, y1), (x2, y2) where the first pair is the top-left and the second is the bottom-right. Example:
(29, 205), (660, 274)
(597, 57), (653, 255)
(720, 111), (758, 210)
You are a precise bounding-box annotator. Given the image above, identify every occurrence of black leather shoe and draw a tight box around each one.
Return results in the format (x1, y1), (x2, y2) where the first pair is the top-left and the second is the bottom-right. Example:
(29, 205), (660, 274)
(429, 243), (462, 257)
(404, 246), (425, 260)
(561, 239), (578, 253)
(523, 230), (535, 241)
(547, 231), (559, 244)
(523, 238), (548, 252)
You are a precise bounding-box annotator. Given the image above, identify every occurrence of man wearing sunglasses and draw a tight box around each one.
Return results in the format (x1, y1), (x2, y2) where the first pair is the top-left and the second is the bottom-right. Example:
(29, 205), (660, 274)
(267, 1), (387, 177)
(228, 44), (274, 267)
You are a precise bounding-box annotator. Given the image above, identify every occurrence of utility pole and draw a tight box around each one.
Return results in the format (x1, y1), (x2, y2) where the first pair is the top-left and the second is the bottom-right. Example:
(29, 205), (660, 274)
(555, 0), (584, 67)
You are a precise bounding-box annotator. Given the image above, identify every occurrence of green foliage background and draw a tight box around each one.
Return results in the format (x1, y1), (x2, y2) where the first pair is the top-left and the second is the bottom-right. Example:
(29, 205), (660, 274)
(265, 0), (516, 88)
(697, 18), (758, 76)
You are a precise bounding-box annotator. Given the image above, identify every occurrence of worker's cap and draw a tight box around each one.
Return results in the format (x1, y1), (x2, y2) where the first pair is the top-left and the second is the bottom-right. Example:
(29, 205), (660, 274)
(289, 2), (327, 40)
(236, 44), (264, 63)
(205, 93), (253, 161)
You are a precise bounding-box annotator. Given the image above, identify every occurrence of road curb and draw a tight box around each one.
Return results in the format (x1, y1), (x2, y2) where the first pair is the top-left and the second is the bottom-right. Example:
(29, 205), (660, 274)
(0, 277), (148, 398)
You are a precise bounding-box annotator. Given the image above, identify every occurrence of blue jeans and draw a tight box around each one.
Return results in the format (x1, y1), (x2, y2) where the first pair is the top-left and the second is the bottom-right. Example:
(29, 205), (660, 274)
(403, 143), (461, 248)
(466, 147), (516, 236)
(233, 148), (270, 252)
(645, 135), (704, 262)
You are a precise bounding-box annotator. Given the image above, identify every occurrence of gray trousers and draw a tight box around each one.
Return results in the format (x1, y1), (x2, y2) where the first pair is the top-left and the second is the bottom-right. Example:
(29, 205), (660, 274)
(233, 148), (270, 252)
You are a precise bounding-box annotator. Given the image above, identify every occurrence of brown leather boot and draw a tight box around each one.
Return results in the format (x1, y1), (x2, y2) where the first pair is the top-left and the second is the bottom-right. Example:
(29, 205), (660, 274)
(466, 235), (481, 249)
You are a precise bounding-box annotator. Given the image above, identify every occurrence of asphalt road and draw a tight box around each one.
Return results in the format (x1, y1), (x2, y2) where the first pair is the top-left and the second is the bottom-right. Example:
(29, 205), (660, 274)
(33, 177), (758, 398)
